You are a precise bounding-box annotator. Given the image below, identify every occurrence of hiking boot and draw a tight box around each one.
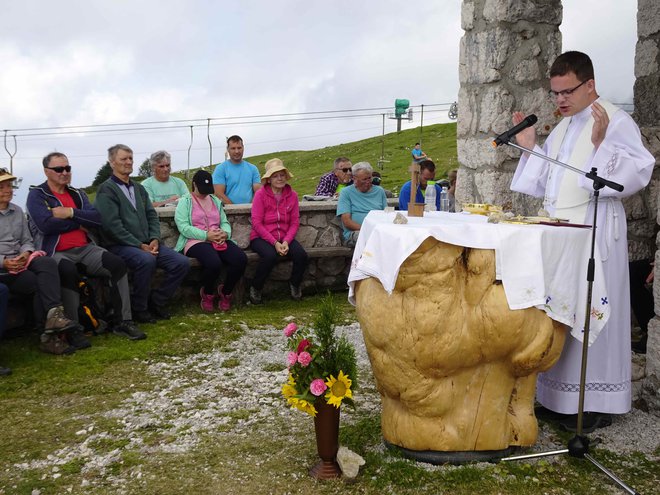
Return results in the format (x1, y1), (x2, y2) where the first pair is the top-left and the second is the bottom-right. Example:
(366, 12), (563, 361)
(44, 305), (77, 333)
(134, 310), (157, 324)
(200, 287), (215, 312)
(249, 286), (263, 305)
(39, 332), (76, 355)
(112, 321), (147, 341)
(289, 283), (302, 301)
(217, 285), (232, 312)
(148, 300), (171, 320)
(66, 325), (92, 350)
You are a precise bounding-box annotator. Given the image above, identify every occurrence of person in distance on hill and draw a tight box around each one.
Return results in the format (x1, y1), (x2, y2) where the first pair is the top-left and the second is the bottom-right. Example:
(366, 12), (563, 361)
(141, 150), (189, 207)
(174, 170), (247, 312)
(95, 144), (190, 324)
(398, 159), (441, 211)
(249, 158), (308, 304)
(26, 152), (145, 342)
(411, 142), (427, 163)
(212, 135), (261, 204)
(337, 161), (387, 248)
(0, 168), (79, 355)
(315, 157), (353, 198)
(510, 50), (655, 432)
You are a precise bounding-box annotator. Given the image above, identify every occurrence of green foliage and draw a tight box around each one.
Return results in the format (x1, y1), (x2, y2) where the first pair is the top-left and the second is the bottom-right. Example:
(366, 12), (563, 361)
(92, 161), (112, 186)
(283, 293), (358, 414)
(138, 158), (152, 178)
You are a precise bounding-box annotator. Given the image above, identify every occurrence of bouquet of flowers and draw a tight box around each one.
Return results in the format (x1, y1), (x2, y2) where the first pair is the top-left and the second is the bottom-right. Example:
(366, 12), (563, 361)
(281, 295), (358, 417)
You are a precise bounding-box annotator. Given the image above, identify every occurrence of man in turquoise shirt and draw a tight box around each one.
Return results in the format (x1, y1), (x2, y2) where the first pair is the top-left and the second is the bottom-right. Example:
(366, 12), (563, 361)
(336, 162), (387, 247)
(212, 135), (261, 204)
(141, 150), (189, 207)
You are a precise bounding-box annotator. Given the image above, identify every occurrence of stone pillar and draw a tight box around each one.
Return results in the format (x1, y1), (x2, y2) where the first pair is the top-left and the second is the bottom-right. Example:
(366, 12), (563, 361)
(457, 0), (562, 211)
(635, 0), (660, 414)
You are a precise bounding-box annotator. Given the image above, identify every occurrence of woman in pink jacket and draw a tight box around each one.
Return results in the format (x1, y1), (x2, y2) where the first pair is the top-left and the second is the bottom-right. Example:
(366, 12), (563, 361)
(249, 158), (308, 304)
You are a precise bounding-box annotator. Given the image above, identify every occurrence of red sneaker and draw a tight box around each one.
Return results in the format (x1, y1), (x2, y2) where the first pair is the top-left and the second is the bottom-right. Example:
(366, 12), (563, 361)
(200, 288), (215, 312)
(217, 285), (232, 311)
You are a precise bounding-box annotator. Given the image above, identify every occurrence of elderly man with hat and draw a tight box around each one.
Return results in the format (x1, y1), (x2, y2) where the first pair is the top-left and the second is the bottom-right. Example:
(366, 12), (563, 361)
(249, 158), (308, 304)
(0, 167), (80, 355)
(174, 170), (247, 312)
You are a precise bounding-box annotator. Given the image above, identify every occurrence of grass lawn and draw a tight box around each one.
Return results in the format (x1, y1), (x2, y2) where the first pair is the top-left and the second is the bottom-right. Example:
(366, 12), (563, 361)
(0, 292), (658, 494)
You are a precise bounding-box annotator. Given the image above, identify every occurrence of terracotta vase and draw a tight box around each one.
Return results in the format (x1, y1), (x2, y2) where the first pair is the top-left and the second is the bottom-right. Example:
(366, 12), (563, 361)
(309, 399), (342, 479)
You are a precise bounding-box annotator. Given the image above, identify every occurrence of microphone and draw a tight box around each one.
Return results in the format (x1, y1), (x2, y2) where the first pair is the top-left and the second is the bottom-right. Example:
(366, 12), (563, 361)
(491, 114), (538, 147)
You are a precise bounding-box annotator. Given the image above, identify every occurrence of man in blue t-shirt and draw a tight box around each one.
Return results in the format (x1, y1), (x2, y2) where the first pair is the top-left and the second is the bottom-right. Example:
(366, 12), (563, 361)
(212, 135), (261, 204)
(398, 159), (441, 211)
(411, 142), (427, 163)
(336, 162), (388, 247)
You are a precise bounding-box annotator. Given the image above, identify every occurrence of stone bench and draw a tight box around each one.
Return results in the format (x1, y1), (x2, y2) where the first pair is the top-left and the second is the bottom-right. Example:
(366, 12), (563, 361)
(157, 199), (398, 300)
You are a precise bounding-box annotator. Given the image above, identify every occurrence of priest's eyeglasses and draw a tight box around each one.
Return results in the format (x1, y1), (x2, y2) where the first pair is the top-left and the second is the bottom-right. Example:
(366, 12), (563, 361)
(548, 79), (589, 99)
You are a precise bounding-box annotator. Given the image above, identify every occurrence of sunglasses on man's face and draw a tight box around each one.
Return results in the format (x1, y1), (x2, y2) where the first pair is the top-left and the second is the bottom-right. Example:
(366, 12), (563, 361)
(46, 165), (72, 173)
(338, 167), (352, 173)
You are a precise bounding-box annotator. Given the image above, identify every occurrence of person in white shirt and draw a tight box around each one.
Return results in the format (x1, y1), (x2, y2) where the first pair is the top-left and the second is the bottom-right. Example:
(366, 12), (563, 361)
(510, 51), (655, 433)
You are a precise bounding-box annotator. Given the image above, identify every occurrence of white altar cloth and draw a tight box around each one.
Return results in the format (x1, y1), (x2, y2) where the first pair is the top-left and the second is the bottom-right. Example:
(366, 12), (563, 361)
(347, 211), (610, 345)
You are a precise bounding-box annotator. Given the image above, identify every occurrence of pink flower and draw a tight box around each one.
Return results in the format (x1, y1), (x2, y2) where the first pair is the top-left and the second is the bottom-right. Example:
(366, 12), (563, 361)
(297, 339), (311, 354)
(310, 378), (328, 396)
(283, 322), (298, 337)
(298, 351), (312, 367)
(287, 352), (298, 367)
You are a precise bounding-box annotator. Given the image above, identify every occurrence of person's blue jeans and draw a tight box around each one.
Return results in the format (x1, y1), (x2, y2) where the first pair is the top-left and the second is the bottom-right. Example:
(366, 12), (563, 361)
(108, 244), (190, 312)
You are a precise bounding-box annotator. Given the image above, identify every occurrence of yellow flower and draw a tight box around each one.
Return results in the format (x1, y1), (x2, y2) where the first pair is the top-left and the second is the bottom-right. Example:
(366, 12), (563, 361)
(288, 397), (318, 417)
(324, 370), (353, 408)
(281, 374), (297, 399)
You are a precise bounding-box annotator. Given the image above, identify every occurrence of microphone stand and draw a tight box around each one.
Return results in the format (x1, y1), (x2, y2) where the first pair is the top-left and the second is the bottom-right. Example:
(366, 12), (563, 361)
(498, 140), (637, 495)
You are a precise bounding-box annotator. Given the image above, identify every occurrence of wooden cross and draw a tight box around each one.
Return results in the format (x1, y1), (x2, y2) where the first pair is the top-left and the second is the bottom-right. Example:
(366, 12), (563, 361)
(407, 162), (424, 217)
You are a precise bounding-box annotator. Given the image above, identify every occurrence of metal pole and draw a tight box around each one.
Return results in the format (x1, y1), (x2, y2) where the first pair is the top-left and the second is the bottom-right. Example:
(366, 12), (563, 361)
(4, 131), (17, 174)
(380, 114), (385, 169)
(207, 119), (212, 167)
(420, 104), (424, 147)
(186, 125), (194, 178)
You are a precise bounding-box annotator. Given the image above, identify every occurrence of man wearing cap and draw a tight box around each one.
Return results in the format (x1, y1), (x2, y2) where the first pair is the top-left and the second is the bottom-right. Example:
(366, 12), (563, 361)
(212, 135), (261, 204)
(174, 170), (247, 312)
(26, 152), (145, 341)
(0, 167), (80, 355)
(141, 150), (189, 207)
(95, 144), (190, 323)
(337, 161), (388, 248)
(315, 157), (353, 198)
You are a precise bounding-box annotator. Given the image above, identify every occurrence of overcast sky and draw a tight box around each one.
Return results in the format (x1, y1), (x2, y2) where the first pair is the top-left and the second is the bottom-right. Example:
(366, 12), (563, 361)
(0, 0), (639, 205)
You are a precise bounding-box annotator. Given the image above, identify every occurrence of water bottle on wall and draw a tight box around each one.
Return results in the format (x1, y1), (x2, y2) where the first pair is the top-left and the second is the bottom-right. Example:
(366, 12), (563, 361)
(440, 186), (449, 212)
(424, 181), (436, 211)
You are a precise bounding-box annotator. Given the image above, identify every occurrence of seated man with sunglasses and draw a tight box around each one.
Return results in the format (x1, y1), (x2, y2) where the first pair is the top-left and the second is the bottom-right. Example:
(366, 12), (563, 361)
(315, 157), (353, 198)
(26, 152), (146, 341)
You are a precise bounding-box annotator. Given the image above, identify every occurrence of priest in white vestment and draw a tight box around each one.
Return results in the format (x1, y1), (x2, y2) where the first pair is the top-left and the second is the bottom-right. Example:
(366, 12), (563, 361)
(510, 51), (655, 432)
